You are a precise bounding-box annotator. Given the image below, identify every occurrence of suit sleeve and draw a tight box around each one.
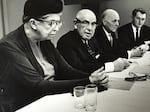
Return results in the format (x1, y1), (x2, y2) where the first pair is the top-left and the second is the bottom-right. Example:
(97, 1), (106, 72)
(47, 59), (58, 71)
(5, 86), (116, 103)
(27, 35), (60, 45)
(57, 40), (88, 72)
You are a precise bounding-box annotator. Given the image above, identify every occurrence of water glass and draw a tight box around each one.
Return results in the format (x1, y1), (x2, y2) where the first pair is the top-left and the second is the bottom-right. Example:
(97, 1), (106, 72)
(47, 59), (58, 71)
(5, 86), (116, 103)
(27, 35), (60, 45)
(85, 84), (98, 112)
(73, 86), (85, 109)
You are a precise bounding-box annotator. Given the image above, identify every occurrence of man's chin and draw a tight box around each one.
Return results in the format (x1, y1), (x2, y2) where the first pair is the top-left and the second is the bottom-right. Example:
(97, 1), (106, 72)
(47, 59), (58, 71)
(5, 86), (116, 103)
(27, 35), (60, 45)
(112, 29), (117, 32)
(138, 26), (142, 28)
(84, 35), (92, 39)
(48, 34), (56, 39)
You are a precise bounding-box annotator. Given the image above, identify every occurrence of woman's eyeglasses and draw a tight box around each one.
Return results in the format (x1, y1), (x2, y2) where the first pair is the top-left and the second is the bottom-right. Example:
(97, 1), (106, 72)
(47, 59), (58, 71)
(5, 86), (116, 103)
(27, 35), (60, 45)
(35, 18), (62, 28)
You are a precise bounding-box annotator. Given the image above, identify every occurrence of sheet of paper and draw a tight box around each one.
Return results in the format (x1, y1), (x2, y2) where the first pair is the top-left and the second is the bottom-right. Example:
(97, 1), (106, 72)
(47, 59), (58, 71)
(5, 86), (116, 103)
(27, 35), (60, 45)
(107, 63), (138, 79)
(108, 78), (134, 90)
(128, 51), (150, 66)
(130, 65), (150, 75)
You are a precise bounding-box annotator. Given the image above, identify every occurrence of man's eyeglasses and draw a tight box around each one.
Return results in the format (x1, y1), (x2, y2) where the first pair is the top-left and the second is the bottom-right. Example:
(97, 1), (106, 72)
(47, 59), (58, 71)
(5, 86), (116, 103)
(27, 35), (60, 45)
(35, 18), (62, 28)
(125, 72), (150, 81)
(75, 18), (97, 27)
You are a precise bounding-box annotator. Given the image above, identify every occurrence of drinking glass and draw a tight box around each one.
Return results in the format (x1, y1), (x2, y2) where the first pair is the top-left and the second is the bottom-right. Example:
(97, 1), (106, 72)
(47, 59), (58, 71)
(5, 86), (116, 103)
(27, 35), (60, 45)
(85, 84), (98, 112)
(73, 86), (85, 109)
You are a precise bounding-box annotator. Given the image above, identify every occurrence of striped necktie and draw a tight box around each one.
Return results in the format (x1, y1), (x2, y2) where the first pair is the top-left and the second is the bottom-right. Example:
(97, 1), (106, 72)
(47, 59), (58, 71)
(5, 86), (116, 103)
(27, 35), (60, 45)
(84, 40), (98, 59)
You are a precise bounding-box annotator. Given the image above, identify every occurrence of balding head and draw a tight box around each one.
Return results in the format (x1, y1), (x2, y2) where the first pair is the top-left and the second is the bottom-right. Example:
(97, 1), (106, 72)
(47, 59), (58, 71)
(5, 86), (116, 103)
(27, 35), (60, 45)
(74, 9), (97, 40)
(101, 9), (119, 20)
(101, 9), (120, 32)
(76, 9), (97, 21)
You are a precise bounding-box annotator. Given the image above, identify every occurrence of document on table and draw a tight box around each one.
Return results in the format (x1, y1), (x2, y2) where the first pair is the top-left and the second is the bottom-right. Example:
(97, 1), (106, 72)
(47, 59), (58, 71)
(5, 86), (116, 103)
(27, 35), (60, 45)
(128, 51), (150, 66)
(130, 65), (150, 75)
(108, 77), (134, 90)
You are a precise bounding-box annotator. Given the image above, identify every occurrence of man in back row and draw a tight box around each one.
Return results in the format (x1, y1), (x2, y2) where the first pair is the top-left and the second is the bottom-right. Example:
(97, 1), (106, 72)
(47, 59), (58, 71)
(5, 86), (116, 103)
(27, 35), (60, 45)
(57, 9), (130, 73)
(94, 9), (128, 61)
(95, 9), (144, 61)
(118, 8), (150, 51)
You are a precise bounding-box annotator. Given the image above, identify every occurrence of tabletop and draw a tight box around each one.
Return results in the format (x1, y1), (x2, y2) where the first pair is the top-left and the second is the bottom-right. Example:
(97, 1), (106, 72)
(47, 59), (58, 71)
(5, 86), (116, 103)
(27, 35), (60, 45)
(16, 80), (150, 112)
(16, 52), (150, 112)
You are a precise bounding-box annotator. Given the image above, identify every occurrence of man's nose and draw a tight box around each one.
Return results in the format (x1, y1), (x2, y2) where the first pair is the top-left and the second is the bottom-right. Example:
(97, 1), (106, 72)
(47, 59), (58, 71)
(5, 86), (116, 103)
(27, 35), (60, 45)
(87, 24), (93, 29)
(139, 19), (144, 25)
(116, 21), (120, 26)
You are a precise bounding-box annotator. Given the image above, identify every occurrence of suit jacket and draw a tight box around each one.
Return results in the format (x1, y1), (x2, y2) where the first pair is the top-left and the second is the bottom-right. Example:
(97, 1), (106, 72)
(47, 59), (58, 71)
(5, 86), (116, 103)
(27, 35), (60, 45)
(57, 30), (105, 73)
(0, 25), (91, 111)
(94, 25), (128, 61)
(118, 23), (150, 50)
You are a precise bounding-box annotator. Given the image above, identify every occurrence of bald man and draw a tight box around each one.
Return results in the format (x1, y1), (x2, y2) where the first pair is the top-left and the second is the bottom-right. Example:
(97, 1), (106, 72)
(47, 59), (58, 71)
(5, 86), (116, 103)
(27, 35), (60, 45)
(95, 9), (143, 62)
(57, 9), (130, 73)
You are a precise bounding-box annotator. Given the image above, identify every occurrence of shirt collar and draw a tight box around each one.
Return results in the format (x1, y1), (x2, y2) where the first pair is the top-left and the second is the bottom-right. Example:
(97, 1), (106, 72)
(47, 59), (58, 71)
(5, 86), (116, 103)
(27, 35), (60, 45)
(131, 24), (141, 31)
(102, 26), (111, 37)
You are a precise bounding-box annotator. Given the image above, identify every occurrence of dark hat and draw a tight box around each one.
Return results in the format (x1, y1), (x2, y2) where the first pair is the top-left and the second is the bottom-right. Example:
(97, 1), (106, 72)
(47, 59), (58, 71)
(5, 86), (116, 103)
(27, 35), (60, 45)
(23, 0), (63, 22)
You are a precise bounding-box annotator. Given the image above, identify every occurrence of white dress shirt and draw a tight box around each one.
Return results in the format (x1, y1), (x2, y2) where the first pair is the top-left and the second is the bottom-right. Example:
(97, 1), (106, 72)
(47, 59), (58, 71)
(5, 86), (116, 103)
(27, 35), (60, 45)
(131, 24), (141, 41)
(101, 27), (115, 72)
(102, 27), (113, 45)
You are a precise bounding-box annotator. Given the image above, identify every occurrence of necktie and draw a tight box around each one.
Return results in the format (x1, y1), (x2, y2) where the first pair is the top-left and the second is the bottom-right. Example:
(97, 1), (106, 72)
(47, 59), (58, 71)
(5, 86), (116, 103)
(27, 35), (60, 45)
(85, 40), (97, 58)
(136, 28), (139, 41)
(108, 33), (113, 46)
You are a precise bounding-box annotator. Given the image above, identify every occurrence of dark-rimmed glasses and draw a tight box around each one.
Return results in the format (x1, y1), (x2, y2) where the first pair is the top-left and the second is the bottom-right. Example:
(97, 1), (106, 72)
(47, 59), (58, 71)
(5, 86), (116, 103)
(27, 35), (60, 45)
(125, 72), (149, 81)
(75, 18), (97, 27)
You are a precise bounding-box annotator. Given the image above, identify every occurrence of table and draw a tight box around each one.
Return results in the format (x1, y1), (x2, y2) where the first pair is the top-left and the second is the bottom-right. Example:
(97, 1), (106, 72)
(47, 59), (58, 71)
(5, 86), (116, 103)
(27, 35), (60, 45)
(16, 80), (150, 112)
(16, 52), (150, 112)
(108, 51), (150, 79)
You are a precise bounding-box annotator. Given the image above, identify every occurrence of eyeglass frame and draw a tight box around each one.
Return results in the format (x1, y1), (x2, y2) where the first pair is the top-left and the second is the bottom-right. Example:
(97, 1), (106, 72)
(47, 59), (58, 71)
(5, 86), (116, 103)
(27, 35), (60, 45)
(35, 18), (62, 28)
(124, 72), (149, 81)
(74, 18), (98, 27)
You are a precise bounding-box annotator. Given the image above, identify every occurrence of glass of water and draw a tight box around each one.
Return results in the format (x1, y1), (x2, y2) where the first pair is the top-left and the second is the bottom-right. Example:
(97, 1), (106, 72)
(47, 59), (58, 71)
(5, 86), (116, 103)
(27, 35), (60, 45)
(73, 86), (85, 109)
(85, 84), (98, 112)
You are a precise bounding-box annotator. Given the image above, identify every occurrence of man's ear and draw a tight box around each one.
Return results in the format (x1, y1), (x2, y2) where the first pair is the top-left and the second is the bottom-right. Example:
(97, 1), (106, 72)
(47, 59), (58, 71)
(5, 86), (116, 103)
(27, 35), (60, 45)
(73, 18), (77, 24)
(102, 19), (107, 26)
(29, 19), (37, 30)
(74, 19), (77, 29)
(102, 19), (105, 24)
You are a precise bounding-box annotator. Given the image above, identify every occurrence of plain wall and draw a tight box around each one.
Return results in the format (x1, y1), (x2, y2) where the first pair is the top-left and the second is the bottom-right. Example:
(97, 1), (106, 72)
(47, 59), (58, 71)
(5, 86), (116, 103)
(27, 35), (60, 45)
(0, 0), (3, 38)
(99, 0), (150, 26)
(5, 0), (25, 33)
